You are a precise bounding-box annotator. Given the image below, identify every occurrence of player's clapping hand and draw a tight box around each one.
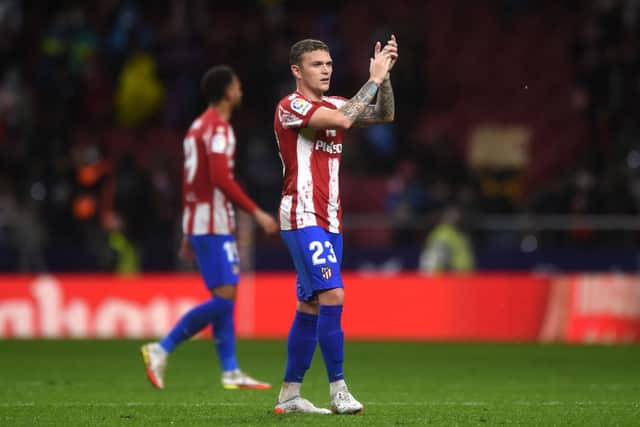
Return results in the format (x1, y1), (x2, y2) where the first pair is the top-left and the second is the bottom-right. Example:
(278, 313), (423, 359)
(382, 34), (398, 71)
(369, 41), (392, 84)
(254, 209), (279, 235)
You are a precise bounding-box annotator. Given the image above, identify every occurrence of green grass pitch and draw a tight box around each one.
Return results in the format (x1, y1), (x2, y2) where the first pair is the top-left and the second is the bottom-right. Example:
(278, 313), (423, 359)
(1, 340), (638, 426)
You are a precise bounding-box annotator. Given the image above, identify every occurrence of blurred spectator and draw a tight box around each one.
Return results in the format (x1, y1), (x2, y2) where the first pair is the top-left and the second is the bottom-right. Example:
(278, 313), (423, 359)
(102, 153), (154, 273)
(115, 50), (164, 127)
(0, 180), (46, 272)
(0, 66), (33, 165)
(385, 160), (429, 243)
(419, 205), (475, 274)
(105, 0), (153, 65)
(104, 213), (141, 274)
(0, 0), (22, 57)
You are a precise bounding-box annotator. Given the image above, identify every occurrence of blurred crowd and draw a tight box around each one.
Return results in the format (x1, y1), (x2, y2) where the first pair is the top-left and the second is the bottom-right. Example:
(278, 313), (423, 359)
(2, 0), (640, 272)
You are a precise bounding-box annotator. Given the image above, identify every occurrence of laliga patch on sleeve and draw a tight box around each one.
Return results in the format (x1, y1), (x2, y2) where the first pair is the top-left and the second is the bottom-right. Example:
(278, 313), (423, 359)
(290, 98), (313, 116)
(210, 132), (227, 153)
(278, 106), (302, 127)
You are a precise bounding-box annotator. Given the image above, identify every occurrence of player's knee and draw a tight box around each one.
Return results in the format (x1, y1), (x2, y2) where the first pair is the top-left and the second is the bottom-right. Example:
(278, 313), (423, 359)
(211, 284), (237, 300)
(317, 287), (344, 305)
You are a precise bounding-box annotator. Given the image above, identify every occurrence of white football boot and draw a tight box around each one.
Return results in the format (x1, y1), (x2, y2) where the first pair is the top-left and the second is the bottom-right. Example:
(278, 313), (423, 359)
(140, 342), (168, 389)
(274, 396), (332, 414)
(222, 369), (272, 390)
(331, 390), (364, 414)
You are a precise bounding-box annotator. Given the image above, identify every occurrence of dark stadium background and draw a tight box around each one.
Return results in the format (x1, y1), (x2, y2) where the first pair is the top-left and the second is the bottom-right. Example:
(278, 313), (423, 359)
(3, 0), (640, 273)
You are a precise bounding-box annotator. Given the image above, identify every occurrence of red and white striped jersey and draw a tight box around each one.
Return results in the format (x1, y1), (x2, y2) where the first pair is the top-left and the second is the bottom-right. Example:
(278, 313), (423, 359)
(274, 91), (347, 233)
(182, 107), (257, 235)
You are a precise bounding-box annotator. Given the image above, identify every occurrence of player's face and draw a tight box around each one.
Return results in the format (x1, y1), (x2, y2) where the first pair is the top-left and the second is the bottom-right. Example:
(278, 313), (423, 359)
(297, 49), (332, 94)
(227, 75), (243, 108)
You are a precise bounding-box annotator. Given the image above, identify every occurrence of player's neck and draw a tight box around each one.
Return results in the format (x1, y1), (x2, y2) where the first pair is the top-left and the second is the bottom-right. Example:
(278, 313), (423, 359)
(209, 102), (232, 121)
(296, 85), (324, 102)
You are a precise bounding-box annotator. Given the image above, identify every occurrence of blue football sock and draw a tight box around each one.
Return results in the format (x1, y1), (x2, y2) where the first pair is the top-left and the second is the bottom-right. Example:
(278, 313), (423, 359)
(160, 297), (232, 353)
(211, 297), (238, 372)
(284, 311), (318, 383)
(317, 305), (344, 382)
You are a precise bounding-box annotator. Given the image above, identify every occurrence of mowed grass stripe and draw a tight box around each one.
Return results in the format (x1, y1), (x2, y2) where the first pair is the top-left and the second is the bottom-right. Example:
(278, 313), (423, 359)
(1, 340), (639, 426)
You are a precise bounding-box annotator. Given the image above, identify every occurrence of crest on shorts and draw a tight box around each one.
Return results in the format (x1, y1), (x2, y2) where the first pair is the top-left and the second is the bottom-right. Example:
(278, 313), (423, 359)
(320, 266), (332, 280)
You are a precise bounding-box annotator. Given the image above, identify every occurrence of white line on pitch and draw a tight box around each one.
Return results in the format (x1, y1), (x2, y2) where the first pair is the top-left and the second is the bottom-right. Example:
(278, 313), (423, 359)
(0, 401), (638, 408)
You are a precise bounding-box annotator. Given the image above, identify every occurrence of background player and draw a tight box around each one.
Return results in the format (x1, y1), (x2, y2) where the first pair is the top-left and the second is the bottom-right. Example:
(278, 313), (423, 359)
(141, 65), (278, 391)
(273, 36), (398, 414)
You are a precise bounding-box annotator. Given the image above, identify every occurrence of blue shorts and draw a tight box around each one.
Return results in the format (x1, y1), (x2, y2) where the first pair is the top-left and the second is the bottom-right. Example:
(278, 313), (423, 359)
(280, 226), (343, 302)
(188, 234), (239, 289)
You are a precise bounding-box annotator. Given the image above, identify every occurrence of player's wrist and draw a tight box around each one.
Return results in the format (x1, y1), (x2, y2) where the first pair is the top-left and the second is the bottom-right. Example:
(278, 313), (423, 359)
(369, 77), (383, 86)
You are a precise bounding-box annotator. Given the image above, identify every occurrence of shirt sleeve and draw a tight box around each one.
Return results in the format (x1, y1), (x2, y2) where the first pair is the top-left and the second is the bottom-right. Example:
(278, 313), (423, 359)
(277, 96), (321, 129)
(205, 129), (258, 214)
(328, 96), (348, 108)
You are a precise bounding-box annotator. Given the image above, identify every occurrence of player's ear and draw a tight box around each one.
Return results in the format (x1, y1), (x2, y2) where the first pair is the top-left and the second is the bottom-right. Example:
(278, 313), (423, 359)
(224, 84), (233, 101)
(291, 64), (302, 79)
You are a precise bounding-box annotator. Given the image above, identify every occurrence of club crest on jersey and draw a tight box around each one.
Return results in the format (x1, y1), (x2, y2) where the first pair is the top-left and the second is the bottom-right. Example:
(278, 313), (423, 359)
(291, 98), (312, 115)
(320, 266), (333, 280)
(211, 133), (226, 153)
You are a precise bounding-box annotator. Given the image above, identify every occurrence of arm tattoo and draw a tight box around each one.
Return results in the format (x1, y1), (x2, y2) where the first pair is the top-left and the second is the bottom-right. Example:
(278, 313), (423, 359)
(376, 78), (395, 121)
(354, 78), (395, 125)
(338, 80), (379, 121)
